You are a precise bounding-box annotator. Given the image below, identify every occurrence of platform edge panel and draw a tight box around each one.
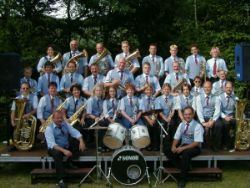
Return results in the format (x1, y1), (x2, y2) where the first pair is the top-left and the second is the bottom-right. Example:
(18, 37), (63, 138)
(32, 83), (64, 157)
(0, 156), (44, 162)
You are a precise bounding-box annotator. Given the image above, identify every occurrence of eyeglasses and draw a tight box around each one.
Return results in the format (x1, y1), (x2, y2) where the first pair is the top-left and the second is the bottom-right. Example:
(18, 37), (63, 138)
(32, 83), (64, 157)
(21, 87), (29, 90)
(194, 81), (201, 83)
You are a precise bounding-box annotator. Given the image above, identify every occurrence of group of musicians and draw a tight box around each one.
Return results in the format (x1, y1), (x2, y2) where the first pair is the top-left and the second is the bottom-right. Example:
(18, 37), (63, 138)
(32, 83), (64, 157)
(10, 40), (237, 188)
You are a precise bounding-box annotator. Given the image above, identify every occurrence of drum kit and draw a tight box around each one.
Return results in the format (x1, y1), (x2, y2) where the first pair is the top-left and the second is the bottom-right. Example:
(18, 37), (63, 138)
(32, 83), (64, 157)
(78, 109), (172, 187)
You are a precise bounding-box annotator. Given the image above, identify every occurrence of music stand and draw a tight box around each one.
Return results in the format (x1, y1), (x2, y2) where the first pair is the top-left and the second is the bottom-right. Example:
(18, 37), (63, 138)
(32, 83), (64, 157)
(153, 120), (177, 187)
(78, 124), (111, 187)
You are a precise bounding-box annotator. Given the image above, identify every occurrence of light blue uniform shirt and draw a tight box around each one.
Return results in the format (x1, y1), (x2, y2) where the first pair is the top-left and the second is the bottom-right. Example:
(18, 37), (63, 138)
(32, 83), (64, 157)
(219, 93), (237, 118)
(114, 52), (140, 70)
(63, 96), (86, 118)
(206, 57), (228, 78)
(82, 74), (105, 93)
(164, 56), (185, 74)
(164, 72), (191, 89)
(59, 72), (84, 92)
(20, 77), (38, 95)
(88, 53), (114, 75)
(155, 95), (176, 116)
(103, 98), (119, 118)
(119, 95), (140, 118)
(45, 122), (82, 149)
(37, 73), (60, 95)
(86, 96), (103, 117)
(142, 54), (164, 78)
(37, 55), (62, 74)
(185, 54), (206, 80)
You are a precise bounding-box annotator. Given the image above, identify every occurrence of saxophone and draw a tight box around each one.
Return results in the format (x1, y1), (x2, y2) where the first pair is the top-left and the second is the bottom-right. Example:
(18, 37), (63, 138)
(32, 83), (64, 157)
(39, 100), (66, 133)
(68, 104), (86, 126)
(235, 99), (250, 151)
(13, 99), (37, 151)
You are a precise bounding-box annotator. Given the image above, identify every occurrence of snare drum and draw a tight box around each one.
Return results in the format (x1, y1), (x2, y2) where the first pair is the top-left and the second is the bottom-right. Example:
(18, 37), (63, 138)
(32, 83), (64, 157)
(103, 123), (126, 149)
(111, 145), (146, 185)
(130, 125), (150, 149)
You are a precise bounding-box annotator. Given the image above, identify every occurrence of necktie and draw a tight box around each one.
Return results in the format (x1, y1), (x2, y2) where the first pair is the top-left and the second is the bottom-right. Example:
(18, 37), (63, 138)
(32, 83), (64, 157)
(120, 71), (124, 81)
(94, 76), (97, 85)
(147, 97), (151, 109)
(27, 78), (30, 86)
(112, 99), (115, 112)
(48, 73), (51, 85)
(213, 59), (217, 76)
(186, 97), (189, 105)
(129, 97), (133, 106)
(70, 74), (73, 83)
(195, 55), (198, 64)
(146, 75), (149, 84)
(184, 123), (190, 134)
(74, 99), (78, 112)
(226, 95), (230, 105)
(206, 96), (209, 106)
(196, 88), (198, 93)
(165, 97), (168, 104)
(51, 97), (54, 113)
(152, 56), (155, 63)
(58, 126), (65, 135)
(176, 73), (179, 81)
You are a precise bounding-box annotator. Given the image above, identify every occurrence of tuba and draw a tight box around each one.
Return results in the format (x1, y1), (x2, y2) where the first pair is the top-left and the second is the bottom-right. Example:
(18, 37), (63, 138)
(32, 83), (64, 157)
(63, 50), (88, 74)
(39, 100), (67, 133)
(235, 99), (250, 151)
(172, 78), (187, 93)
(125, 49), (141, 70)
(13, 99), (37, 151)
(40, 52), (62, 74)
(68, 104), (86, 126)
(92, 48), (111, 74)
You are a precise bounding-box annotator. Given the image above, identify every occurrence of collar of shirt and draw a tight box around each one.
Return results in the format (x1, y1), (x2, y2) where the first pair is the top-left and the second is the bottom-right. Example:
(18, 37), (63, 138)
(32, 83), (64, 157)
(171, 56), (177, 60)
(204, 94), (211, 98)
(50, 95), (55, 100)
(73, 96), (79, 102)
(21, 94), (29, 99)
(71, 50), (79, 54)
(149, 54), (156, 59)
(52, 122), (64, 129)
(143, 73), (150, 77)
(123, 52), (130, 57)
(92, 74), (98, 79)
(183, 119), (194, 128)
(127, 95), (133, 100)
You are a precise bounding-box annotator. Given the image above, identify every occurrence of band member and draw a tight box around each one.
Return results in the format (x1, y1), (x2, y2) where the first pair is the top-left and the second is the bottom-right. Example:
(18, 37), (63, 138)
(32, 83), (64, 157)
(140, 84), (160, 151)
(206, 47), (228, 83)
(10, 82), (38, 148)
(164, 106), (204, 188)
(135, 62), (161, 98)
(85, 83), (105, 149)
(164, 62), (191, 95)
(176, 84), (193, 123)
(212, 70), (228, 95)
(219, 81), (237, 150)
(37, 82), (62, 125)
(82, 64), (105, 97)
(62, 39), (88, 76)
(20, 66), (38, 95)
(156, 83), (177, 147)
(88, 42), (114, 75)
(105, 57), (135, 99)
(62, 84), (86, 135)
(142, 43), (164, 79)
(103, 86), (119, 124)
(191, 76), (204, 96)
(185, 44), (206, 85)
(119, 83), (144, 129)
(60, 61), (84, 97)
(114, 40), (140, 74)
(37, 45), (62, 74)
(164, 44), (185, 76)
(195, 81), (222, 151)
(37, 62), (59, 96)
(45, 110), (86, 187)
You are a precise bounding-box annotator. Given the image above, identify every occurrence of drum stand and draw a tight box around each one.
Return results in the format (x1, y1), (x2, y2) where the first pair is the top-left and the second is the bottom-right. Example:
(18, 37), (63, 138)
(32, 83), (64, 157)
(78, 125), (111, 187)
(154, 120), (177, 187)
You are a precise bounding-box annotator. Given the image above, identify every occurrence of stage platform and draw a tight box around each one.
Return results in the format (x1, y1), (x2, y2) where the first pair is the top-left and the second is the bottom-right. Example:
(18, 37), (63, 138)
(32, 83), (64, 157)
(0, 146), (250, 174)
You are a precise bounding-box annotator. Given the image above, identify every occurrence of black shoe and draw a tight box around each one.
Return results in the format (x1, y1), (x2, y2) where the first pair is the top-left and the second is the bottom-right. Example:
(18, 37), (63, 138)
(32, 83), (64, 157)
(57, 179), (68, 188)
(68, 161), (78, 169)
(7, 145), (16, 152)
(177, 179), (186, 188)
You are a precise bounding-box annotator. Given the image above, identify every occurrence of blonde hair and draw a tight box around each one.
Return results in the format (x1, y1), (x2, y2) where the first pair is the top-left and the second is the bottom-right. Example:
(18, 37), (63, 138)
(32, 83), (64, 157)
(170, 44), (178, 50)
(91, 83), (105, 98)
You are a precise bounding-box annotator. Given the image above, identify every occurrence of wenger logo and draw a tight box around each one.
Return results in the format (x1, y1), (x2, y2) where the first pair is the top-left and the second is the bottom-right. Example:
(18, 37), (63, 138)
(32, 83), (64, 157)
(117, 155), (139, 161)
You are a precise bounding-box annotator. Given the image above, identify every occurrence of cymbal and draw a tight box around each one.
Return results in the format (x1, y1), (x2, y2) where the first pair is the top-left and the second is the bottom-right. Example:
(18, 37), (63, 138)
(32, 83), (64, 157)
(142, 109), (163, 116)
(85, 126), (108, 130)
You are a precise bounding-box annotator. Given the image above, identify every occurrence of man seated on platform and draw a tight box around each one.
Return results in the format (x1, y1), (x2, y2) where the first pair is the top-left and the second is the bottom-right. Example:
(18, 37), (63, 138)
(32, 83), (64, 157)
(45, 110), (86, 188)
(164, 106), (204, 188)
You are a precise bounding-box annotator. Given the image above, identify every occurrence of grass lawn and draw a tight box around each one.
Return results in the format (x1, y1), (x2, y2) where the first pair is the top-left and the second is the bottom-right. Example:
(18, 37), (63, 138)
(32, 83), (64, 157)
(0, 161), (249, 188)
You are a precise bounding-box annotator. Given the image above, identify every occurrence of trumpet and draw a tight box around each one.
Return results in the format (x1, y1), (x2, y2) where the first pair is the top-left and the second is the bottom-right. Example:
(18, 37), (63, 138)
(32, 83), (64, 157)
(63, 49), (88, 74)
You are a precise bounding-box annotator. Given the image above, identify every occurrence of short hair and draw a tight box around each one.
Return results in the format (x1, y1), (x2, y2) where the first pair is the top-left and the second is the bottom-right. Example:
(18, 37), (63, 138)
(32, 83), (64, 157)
(183, 106), (194, 114)
(67, 61), (77, 67)
(170, 44), (178, 50)
(210, 47), (220, 55)
(96, 42), (104, 46)
(70, 83), (82, 93)
(44, 61), (54, 68)
(143, 62), (151, 67)
(194, 75), (201, 81)
(181, 83), (191, 92)
(149, 43), (157, 48)
(23, 66), (32, 73)
(48, 82), (57, 88)
(190, 43), (198, 49)
(144, 84), (153, 91)
(47, 44), (56, 51)
(162, 83), (172, 90)
(121, 40), (129, 46)
(203, 80), (212, 87)
(20, 82), (30, 89)
(225, 81), (234, 88)
(125, 83), (135, 91)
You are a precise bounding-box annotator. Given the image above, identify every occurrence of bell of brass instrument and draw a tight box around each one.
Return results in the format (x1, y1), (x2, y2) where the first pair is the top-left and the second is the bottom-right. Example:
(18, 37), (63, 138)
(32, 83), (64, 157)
(63, 49), (88, 74)
(125, 49), (141, 70)
(69, 104), (86, 126)
(172, 78), (187, 93)
(39, 100), (67, 133)
(92, 48), (111, 74)
(235, 99), (250, 151)
(200, 60), (207, 81)
(40, 52), (62, 74)
(13, 99), (37, 151)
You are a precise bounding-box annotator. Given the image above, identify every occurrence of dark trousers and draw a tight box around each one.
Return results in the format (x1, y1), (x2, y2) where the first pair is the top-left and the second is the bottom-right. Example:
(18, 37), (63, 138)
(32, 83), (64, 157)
(146, 122), (160, 149)
(161, 117), (178, 149)
(48, 138), (80, 180)
(203, 118), (223, 149)
(164, 146), (201, 180)
(221, 118), (236, 149)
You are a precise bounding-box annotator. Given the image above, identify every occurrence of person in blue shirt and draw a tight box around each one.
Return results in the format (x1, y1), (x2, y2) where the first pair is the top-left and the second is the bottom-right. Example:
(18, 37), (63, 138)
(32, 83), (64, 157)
(45, 110), (86, 187)
(164, 106), (204, 188)
(20, 66), (38, 95)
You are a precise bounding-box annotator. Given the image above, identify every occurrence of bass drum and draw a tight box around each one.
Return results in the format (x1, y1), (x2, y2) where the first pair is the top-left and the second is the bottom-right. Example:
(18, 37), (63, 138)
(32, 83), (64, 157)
(111, 145), (146, 185)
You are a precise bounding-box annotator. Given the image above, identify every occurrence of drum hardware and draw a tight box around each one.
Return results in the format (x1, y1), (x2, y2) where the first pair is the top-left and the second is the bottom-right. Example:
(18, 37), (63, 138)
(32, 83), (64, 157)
(130, 125), (150, 149)
(154, 120), (177, 186)
(106, 145), (151, 187)
(78, 123), (111, 187)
